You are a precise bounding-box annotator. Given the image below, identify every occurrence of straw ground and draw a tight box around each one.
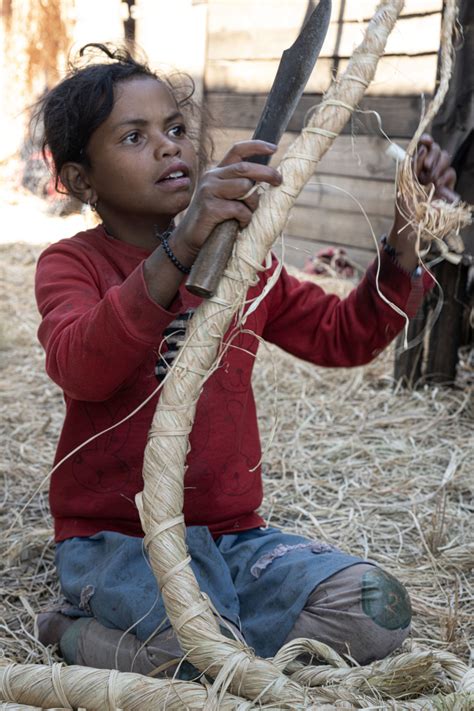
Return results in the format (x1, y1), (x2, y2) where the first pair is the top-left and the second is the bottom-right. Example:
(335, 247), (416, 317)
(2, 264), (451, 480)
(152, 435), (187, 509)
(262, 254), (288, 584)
(0, 191), (472, 694)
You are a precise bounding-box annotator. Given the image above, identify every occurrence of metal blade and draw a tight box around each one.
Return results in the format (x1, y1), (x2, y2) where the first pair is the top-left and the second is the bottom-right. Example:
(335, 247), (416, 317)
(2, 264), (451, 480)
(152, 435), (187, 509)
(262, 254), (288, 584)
(250, 0), (332, 164)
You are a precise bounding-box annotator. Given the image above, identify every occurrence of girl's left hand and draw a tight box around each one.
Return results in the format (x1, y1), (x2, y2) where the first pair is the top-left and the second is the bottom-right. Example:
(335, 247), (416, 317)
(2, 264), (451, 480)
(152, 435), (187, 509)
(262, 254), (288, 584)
(389, 134), (459, 272)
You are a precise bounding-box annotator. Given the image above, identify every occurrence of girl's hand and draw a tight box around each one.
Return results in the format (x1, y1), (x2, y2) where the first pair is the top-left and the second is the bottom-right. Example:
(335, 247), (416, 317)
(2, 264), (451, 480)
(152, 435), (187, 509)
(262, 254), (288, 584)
(171, 140), (282, 260)
(413, 133), (458, 203)
(388, 134), (459, 272)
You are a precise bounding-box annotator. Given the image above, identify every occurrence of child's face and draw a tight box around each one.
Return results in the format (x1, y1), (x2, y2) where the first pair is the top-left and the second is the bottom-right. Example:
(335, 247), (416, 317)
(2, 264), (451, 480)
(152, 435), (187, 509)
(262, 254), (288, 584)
(85, 76), (198, 230)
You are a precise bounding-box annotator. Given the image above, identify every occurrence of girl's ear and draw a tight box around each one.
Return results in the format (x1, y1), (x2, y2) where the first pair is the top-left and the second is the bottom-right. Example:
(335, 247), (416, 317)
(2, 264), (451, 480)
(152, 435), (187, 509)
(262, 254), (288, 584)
(60, 162), (97, 206)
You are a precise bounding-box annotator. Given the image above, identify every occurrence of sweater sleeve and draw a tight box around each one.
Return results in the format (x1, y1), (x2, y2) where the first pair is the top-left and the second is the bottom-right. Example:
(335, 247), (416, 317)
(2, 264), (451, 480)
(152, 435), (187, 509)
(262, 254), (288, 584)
(35, 242), (183, 401)
(262, 250), (434, 367)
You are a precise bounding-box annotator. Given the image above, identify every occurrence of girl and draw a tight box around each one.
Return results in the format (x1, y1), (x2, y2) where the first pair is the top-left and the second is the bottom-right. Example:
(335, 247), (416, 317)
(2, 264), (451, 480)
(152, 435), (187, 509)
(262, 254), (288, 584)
(35, 44), (457, 676)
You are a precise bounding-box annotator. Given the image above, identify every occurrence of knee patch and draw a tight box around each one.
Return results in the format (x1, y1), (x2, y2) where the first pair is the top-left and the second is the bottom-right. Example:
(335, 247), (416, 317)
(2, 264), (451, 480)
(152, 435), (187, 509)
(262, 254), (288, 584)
(361, 568), (411, 631)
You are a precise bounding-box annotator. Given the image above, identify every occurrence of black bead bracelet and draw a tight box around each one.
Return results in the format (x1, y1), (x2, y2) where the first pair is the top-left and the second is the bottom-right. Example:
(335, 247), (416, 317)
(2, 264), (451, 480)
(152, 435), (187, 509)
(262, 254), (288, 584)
(155, 227), (191, 275)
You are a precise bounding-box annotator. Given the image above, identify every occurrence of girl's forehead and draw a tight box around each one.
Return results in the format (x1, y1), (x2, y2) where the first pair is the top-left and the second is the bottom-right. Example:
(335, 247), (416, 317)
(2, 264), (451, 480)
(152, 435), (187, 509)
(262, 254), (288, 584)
(112, 77), (178, 114)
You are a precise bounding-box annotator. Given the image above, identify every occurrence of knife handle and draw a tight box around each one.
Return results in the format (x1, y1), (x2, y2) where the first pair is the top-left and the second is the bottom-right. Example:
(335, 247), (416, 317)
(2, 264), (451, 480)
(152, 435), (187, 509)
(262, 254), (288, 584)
(186, 219), (240, 298)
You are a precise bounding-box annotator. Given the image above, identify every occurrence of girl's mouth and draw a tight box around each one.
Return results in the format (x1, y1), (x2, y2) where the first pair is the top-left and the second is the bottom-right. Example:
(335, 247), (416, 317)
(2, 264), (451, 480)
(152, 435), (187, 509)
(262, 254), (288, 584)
(156, 169), (191, 191)
(161, 170), (185, 181)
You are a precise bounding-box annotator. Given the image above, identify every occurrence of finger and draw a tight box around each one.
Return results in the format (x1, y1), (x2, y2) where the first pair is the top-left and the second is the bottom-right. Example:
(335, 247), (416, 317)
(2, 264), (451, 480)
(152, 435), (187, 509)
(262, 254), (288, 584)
(242, 190), (260, 213)
(437, 165), (457, 193)
(211, 177), (256, 200)
(414, 134), (434, 173)
(226, 200), (254, 229)
(435, 170), (459, 202)
(236, 204), (256, 228)
(203, 197), (255, 230)
(423, 142), (441, 175)
(430, 150), (452, 184)
(216, 161), (282, 187)
(218, 140), (278, 167)
(418, 133), (434, 148)
(415, 145), (428, 175)
(206, 178), (256, 200)
(417, 144), (441, 184)
(437, 185), (460, 203)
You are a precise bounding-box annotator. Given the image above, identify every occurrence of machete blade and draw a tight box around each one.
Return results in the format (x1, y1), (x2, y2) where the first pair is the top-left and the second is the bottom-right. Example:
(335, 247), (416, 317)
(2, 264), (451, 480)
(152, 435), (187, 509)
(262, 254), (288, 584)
(251, 0), (332, 164)
(185, 0), (332, 297)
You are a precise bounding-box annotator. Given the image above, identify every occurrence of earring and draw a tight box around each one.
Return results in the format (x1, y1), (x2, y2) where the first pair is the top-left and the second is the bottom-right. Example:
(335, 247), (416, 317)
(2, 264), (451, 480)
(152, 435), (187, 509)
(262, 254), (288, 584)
(88, 199), (97, 212)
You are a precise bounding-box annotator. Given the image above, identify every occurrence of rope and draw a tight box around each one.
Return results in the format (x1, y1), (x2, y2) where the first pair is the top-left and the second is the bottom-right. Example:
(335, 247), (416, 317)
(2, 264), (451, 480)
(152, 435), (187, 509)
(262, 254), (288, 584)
(138, 1), (415, 707)
(106, 669), (122, 711)
(51, 663), (72, 709)
(0, 666), (15, 703)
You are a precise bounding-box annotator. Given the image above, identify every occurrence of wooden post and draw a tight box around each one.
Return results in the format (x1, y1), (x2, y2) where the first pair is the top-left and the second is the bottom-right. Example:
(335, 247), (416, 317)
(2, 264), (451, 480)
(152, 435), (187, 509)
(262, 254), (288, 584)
(393, 298), (430, 387)
(123, 0), (136, 42)
(425, 261), (469, 382)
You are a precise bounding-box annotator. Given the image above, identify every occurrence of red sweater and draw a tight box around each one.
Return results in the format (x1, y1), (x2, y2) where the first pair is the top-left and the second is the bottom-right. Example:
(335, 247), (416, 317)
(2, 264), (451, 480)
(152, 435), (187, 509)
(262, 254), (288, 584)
(35, 226), (432, 542)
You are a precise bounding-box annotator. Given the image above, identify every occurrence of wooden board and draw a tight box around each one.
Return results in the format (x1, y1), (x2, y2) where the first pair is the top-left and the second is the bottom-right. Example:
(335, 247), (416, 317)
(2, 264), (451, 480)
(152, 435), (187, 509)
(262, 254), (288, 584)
(208, 128), (408, 181)
(285, 203), (393, 250)
(208, 0), (443, 23)
(207, 12), (442, 60)
(205, 54), (439, 97)
(273, 235), (376, 271)
(206, 93), (424, 138)
(299, 175), (396, 217)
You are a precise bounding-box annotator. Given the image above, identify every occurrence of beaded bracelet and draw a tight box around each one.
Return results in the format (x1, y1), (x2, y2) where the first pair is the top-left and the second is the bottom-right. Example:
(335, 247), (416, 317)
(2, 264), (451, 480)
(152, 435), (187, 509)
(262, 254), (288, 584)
(155, 226), (191, 275)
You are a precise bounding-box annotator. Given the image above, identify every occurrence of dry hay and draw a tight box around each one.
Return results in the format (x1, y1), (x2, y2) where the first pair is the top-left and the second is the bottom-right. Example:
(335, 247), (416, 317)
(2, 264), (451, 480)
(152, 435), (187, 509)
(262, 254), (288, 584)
(0, 232), (473, 704)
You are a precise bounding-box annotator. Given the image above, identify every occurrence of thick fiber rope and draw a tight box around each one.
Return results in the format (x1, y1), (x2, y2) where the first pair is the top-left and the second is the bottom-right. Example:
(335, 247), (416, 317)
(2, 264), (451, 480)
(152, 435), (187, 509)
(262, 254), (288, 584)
(136, 0), (409, 706)
(136, 0), (473, 706)
(0, 662), (256, 710)
(1, 651), (473, 709)
(397, 0), (472, 251)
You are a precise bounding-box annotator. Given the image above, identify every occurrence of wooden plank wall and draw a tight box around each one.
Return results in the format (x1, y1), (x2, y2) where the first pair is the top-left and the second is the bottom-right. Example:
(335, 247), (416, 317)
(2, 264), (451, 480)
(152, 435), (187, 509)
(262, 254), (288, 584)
(203, 0), (443, 270)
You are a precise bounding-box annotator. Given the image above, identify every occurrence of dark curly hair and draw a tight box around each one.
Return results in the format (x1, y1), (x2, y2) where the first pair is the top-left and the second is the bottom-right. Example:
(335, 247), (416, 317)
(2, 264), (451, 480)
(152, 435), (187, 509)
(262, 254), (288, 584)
(35, 43), (210, 192)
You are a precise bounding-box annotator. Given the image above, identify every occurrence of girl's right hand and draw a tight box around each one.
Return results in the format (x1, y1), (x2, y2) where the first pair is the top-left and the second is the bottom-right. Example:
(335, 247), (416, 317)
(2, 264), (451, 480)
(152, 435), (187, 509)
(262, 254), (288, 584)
(173, 140), (282, 260)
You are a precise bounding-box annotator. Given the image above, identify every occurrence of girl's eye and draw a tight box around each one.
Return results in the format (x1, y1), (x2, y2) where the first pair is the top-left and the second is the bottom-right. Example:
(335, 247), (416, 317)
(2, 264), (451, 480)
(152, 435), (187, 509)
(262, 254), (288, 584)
(122, 131), (141, 145)
(168, 124), (186, 138)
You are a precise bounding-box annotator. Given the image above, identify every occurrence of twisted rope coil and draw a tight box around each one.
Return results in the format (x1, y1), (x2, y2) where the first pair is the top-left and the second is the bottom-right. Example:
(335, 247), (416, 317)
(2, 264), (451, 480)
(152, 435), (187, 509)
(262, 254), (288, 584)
(1, 651), (473, 709)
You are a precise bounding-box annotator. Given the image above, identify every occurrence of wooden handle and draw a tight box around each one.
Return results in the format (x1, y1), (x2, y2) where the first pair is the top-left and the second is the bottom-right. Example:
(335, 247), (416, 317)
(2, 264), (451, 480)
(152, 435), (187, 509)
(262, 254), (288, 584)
(186, 219), (240, 298)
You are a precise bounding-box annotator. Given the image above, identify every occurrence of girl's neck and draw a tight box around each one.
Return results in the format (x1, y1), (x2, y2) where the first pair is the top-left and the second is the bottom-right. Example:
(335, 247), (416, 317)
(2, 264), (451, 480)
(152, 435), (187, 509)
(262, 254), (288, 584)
(99, 212), (174, 251)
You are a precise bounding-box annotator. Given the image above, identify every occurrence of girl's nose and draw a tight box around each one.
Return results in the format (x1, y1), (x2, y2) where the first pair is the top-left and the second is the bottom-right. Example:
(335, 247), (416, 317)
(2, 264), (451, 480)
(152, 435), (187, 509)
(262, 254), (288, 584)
(154, 133), (180, 159)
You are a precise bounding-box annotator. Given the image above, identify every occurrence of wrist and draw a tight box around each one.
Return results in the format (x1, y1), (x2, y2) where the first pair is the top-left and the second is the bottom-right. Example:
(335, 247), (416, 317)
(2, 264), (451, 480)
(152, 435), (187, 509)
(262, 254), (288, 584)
(384, 231), (420, 274)
(168, 223), (201, 264)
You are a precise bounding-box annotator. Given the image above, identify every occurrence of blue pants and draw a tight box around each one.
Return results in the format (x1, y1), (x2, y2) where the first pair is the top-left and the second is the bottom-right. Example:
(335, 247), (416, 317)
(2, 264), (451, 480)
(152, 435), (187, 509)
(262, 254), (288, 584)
(56, 526), (361, 657)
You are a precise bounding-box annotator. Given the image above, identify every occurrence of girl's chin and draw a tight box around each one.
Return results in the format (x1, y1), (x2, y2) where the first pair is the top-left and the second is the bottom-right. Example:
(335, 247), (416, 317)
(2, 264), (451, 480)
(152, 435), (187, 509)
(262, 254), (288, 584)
(157, 195), (192, 217)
